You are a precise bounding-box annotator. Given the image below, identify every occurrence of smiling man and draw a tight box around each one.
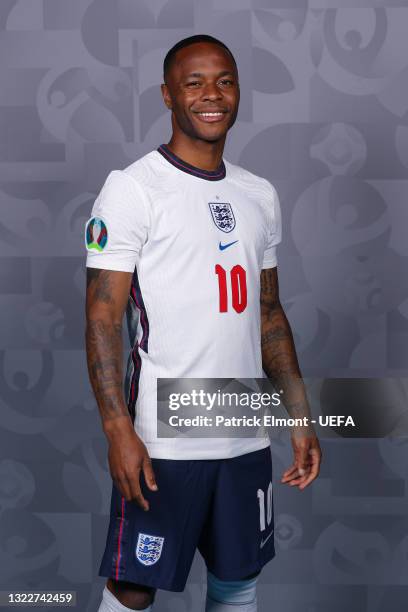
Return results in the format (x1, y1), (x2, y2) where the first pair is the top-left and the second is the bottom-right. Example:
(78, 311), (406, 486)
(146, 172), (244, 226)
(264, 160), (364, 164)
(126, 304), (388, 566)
(85, 34), (322, 612)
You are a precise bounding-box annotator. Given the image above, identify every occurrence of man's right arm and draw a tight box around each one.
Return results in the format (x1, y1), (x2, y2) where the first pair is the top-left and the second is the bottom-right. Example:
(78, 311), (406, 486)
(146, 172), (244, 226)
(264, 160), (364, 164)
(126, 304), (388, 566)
(85, 268), (131, 424)
(85, 268), (158, 509)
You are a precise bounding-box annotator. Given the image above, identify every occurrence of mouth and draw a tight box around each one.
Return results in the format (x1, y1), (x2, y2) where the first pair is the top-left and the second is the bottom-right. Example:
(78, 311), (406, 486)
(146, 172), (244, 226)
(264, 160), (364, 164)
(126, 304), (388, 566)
(193, 110), (228, 123)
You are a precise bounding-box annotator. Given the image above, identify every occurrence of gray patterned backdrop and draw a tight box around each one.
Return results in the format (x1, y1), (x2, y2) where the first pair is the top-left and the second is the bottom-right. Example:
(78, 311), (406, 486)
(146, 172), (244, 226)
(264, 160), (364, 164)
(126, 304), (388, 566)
(1, 1), (408, 610)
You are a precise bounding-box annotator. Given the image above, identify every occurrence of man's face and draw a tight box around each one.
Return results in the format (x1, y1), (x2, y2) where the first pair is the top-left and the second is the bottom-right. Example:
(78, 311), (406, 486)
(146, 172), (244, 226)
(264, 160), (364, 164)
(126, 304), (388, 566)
(162, 42), (240, 143)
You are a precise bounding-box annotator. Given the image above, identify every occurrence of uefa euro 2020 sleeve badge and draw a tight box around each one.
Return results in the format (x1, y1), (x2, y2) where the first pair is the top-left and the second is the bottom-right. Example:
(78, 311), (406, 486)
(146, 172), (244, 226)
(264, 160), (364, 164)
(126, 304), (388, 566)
(85, 216), (108, 252)
(136, 533), (165, 566)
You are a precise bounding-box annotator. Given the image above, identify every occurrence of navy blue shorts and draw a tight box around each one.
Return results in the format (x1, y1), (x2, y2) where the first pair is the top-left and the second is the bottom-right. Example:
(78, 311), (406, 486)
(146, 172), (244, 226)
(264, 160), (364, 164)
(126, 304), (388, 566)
(98, 446), (275, 592)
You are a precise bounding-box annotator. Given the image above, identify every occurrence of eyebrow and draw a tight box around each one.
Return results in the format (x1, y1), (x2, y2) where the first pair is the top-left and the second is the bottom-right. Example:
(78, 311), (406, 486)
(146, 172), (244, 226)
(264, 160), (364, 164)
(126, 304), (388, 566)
(184, 70), (235, 78)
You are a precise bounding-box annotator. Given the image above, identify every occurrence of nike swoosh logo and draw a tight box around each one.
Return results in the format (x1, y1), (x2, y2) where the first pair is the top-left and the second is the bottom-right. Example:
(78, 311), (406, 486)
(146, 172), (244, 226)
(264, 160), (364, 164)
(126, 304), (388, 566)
(219, 240), (238, 251)
(260, 530), (274, 549)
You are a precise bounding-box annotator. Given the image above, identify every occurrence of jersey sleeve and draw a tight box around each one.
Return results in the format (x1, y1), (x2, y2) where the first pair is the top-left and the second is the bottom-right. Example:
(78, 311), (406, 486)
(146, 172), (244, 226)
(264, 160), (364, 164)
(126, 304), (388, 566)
(262, 180), (282, 269)
(85, 170), (149, 273)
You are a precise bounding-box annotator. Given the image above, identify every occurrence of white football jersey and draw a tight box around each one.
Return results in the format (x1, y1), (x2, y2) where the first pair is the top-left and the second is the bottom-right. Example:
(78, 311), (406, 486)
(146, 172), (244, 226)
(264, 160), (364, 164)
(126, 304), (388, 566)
(85, 144), (282, 459)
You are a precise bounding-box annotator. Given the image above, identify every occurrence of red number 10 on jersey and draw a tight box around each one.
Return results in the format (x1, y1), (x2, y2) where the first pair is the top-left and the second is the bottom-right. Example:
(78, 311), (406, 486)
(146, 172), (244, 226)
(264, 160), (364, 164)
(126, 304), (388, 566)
(215, 264), (247, 313)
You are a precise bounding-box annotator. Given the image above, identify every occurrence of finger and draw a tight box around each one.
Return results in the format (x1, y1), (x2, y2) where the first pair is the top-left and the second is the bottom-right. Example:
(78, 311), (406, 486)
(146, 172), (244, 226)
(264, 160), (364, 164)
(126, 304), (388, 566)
(298, 449), (321, 490)
(289, 448), (321, 488)
(281, 468), (302, 483)
(142, 455), (158, 492)
(281, 464), (298, 480)
(295, 448), (310, 475)
(287, 465), (311, 486)
(283, 448), (309, 478)
(286, 458), (313, 486)
(282, 471), (297, 481)
(127, 469), (149, 511)
(114, 475), (132, 502)
(297, 470), (317, 489)
(288, 473), (310, 486)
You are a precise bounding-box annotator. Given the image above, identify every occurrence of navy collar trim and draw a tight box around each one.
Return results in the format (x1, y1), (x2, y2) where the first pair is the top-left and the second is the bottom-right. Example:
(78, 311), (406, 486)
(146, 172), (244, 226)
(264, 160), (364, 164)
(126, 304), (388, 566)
(157, 143), (226, 181)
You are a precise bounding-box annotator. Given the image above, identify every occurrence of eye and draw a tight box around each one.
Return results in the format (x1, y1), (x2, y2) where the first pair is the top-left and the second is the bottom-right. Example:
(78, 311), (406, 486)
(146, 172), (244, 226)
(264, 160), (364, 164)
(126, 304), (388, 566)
(186, 81), (200, 87)
(219, 79), (233, 86)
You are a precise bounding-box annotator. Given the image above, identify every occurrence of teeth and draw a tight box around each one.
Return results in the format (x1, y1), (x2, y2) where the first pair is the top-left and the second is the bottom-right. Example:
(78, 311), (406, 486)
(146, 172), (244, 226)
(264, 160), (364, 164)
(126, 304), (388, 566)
(199, 112), (223, 117)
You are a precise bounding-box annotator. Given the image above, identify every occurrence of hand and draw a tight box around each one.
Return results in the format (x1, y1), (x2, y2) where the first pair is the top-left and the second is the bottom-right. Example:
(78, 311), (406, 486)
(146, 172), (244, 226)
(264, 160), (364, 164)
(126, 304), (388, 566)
(281, 427), (322, 490)
(106, 417), (158, 510)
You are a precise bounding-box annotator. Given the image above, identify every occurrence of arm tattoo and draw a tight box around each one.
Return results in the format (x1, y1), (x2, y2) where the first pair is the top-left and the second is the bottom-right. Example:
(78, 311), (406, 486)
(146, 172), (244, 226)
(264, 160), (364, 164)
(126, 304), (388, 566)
(86, 318), (129, 421)
(260, 268), (311, 420)
(86, 268), (114, 304)
(260, 267), (280, 310)
(85, 268), (129, 424)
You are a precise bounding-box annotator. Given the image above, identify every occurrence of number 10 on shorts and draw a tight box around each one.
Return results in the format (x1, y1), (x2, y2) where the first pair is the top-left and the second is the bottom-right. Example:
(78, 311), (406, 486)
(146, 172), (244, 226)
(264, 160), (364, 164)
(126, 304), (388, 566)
(257, 482), (273, 532)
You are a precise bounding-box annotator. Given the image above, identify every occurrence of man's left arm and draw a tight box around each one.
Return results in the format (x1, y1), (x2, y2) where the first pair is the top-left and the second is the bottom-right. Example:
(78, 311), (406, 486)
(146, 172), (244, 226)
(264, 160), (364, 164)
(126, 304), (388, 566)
(260, 266), (322, 489)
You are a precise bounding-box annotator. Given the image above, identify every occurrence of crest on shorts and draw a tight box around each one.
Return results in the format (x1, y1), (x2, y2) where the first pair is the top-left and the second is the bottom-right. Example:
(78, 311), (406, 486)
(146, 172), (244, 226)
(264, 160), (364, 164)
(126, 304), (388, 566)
(85, 216), (108, 252)
(135, 533), (164, 566)
(208, 202), (236, 233)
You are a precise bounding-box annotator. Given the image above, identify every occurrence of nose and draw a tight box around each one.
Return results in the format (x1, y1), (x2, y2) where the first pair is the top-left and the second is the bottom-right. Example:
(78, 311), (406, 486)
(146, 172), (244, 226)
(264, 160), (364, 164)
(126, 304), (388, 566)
(201, 81), (222, 101)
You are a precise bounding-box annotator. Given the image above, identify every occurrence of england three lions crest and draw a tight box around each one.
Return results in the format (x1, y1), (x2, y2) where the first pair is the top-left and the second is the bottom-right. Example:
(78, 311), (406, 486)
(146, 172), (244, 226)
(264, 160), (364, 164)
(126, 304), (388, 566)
(209, 202), (236, 233)
(136, 533), (164, 566)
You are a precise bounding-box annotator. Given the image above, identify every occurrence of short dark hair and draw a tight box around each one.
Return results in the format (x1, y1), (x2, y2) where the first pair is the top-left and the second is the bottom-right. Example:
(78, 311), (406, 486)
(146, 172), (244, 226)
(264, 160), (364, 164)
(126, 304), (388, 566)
(163, 34), (237, 82)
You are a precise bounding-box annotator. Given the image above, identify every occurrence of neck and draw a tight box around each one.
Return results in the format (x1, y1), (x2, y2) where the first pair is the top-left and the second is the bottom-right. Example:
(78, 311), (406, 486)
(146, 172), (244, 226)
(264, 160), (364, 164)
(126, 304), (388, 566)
(166, 134), (226, 171)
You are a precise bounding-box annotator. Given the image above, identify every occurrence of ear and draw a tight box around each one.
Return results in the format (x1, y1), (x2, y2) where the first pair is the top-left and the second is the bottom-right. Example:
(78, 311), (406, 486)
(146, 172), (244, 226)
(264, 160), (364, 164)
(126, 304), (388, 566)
(160, 83), (172, 110)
